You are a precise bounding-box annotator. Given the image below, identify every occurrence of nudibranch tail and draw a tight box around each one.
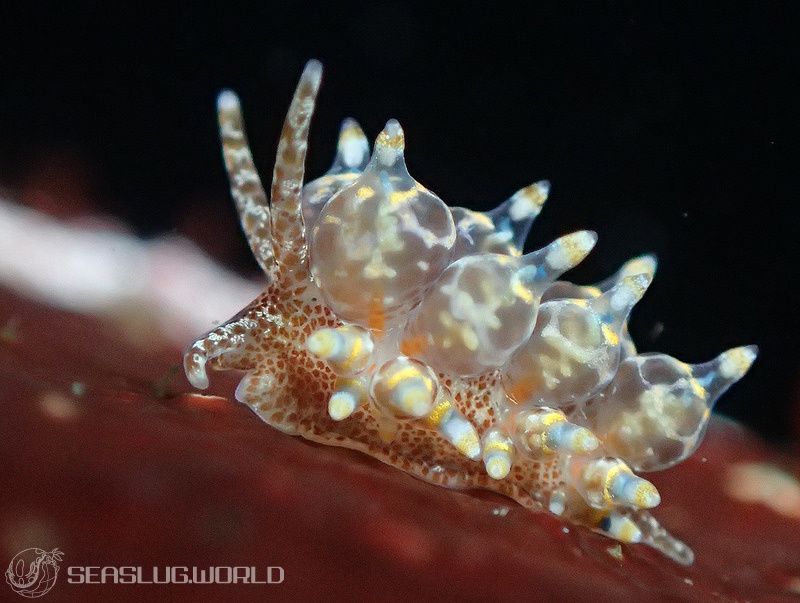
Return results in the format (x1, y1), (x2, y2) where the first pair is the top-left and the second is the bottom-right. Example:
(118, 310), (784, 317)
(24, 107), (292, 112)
(184, 60), (758, 566)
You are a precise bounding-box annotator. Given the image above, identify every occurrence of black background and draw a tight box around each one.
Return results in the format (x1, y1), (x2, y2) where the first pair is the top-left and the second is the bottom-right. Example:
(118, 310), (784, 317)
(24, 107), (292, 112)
(1, 3), (797, 442)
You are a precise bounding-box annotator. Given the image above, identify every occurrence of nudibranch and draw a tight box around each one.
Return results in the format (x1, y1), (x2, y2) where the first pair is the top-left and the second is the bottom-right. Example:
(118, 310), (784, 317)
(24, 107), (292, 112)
(184, 60), (757, 565)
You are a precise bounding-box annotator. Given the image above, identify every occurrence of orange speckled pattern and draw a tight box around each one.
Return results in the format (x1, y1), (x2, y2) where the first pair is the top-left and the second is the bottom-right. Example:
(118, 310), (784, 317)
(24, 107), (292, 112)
(187, 278), (558, 507)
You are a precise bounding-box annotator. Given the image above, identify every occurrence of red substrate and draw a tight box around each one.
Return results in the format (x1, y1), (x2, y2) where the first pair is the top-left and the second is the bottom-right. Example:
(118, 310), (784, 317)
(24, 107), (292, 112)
(1, 290), (799, 601)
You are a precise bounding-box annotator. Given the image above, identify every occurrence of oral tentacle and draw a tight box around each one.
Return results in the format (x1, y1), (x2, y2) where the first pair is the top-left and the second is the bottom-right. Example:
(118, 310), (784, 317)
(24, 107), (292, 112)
(183, 313), (261, 389)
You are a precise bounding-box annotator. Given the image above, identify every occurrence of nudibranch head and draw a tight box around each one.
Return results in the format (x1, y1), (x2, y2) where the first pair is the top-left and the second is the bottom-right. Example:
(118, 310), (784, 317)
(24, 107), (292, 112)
(184, 60), (757, 566)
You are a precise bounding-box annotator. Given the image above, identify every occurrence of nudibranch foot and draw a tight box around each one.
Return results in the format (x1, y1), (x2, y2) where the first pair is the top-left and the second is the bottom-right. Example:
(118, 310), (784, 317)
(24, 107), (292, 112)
(184, 60), (757, 565)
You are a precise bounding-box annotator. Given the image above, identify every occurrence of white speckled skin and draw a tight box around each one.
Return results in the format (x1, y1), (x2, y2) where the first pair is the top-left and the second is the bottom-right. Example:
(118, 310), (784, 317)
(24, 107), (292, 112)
(184, 61), (757, 566)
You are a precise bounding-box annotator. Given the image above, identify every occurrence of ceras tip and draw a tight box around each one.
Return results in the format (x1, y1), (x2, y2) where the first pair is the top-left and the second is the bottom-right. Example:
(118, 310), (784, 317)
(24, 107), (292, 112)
(691, 344), (759, 403)
(425, 397), (482, 461)
(624, 253), (658, 280)
(571, 457), (662, 511)
(370, 357), (437, 418)
(506, 179), (551, 222)
(374, 119), (406, 167)
(306, 325), (374, 375)
(333, 118), (370, 171)
(592, 273), (652, 331)
(717, 345), (758, 380)
(482, 428), (515, 480)
(598, 512), (643, 544)
(617, 475), (661, 509)
(328, 378), (367, 421)
(515, 408), (601, 457)
(543, 230), (598, 272)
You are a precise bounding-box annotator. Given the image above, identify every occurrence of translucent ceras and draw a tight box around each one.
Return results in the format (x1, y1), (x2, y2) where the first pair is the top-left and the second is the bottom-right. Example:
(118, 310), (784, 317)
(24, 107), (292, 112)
(184, 60), (757, 565)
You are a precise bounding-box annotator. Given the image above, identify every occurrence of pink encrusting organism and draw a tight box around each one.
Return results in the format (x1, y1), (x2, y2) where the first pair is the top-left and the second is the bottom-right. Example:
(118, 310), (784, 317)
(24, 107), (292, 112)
(184, 60), (757, 565)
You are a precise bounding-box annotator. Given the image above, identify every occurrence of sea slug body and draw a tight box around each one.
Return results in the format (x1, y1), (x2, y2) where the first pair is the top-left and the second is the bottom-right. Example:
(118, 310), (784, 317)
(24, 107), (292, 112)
(184, 60), (757, 565)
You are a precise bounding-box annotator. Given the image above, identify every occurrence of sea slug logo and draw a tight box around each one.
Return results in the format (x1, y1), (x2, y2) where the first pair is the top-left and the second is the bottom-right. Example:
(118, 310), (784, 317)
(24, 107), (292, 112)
(5, 548), (283, 595)
(5, 548), (63, 598)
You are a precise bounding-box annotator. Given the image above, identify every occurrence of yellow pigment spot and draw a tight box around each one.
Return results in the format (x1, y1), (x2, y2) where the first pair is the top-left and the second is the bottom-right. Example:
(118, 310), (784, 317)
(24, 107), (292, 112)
(426, 399), (453, 428)
(357, 186), (375, 199)
(602, 324), (620, 346)
(386, 366), (430, 390)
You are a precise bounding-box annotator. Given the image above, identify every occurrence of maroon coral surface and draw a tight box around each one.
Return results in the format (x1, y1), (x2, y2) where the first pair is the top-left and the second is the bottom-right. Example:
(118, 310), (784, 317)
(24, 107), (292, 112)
(1, 288), (799, 602)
